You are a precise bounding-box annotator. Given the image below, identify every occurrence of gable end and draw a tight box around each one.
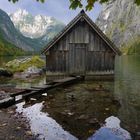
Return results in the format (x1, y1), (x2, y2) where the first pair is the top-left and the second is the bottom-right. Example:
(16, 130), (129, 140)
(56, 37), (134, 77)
(42, 11), (121, 55)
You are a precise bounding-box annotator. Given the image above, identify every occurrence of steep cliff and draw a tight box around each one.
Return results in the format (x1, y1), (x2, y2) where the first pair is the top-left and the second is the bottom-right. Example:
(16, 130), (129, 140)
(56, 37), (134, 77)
(0, 9), (40, 52)
(96, 0), (140, 54)
(0, 8), (65, 53)
(10, 9), (65, 41)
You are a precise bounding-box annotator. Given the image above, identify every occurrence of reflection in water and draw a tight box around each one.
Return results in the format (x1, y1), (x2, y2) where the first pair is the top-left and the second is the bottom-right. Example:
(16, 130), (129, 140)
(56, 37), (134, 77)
(40, 82), (121, 139)
(15, 81), (121, 140)
(16, 102), (78, 140)
(0, 74), (47, 88)
(88, 116), (131, 140)
(1, 55), (140, 139)
(114, 56), (140, 133)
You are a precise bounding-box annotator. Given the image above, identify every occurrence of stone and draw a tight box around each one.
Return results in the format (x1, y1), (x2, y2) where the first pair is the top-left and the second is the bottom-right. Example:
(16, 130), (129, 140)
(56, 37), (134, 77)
(105, 108), (110, 111)
(67, 112), (74, 116)
(0, 68), (13, 77)
(0, 123), (7, 127)
(0, 97), (15, 108)
(77, 114), (89, 120)
(15, 126), (21, 130)
(8, 111), (14, 114)
(42, 93), (48, 96)
(30, 98), (37, 101)
(24, 66), (42, 75)
(26, 131), (32, 136)
(89, 118), (99, 124)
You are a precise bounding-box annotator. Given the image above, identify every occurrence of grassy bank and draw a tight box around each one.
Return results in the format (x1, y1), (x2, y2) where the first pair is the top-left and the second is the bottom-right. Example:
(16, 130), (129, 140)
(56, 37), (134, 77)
(5, 56), (45, 73)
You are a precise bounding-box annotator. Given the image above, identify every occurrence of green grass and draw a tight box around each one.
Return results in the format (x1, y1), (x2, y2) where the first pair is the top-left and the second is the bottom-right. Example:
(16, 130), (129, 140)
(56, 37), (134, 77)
(5, 56), (45, 73)
(0, 31), (25, 56)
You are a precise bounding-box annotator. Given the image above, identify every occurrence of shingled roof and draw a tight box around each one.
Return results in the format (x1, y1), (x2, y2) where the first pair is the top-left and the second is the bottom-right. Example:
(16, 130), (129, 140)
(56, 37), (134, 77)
(42, 10), (121, 55)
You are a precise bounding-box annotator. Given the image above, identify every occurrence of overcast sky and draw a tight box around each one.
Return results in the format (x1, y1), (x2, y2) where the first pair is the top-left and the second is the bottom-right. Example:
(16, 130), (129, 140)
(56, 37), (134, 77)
(0, 0), (102, 24)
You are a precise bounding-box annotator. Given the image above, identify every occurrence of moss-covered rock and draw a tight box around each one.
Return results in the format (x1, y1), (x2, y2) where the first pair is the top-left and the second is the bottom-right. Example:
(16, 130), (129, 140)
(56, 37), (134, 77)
(5, 56), (45, 73)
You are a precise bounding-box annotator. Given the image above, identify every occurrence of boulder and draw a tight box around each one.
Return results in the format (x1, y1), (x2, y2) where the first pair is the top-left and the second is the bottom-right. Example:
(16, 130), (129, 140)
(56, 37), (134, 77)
(24, 66), (42, 75)
(14, 66), (44, 79)
(0, 68), (13, 77)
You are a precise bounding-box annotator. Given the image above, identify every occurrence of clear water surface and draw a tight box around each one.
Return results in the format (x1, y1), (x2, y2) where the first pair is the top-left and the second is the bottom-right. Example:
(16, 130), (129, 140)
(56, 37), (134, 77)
(0, 55), (140, 139)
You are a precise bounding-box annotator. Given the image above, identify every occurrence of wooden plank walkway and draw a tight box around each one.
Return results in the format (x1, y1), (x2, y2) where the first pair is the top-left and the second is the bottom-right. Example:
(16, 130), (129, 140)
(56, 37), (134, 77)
(0, 76), (84, 109)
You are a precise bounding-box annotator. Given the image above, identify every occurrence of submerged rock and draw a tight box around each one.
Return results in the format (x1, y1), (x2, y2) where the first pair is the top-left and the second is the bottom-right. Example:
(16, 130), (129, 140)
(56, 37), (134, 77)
(14, 66), (44, 79)
(77, 114), (89, 120)
(14, 72), (30, 79)
(88, 118), (99, 125)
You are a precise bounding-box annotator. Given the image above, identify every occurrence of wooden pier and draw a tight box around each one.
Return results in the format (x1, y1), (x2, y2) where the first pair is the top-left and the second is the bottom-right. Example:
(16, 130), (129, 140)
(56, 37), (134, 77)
(0, 76), (84, 109)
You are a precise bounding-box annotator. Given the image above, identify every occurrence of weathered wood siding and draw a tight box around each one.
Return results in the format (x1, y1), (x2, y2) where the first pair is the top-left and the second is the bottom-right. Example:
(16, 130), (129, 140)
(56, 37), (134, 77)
(45, 19), (115, 75)
(69, 43), (87, 74)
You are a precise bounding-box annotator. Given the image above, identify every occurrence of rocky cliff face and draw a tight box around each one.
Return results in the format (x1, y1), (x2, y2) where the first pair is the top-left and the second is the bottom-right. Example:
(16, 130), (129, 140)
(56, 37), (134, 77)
(96, 0), (140, 49)
(0, 9), (42, 51)
(10, 9), (65, 41)
(0, 9), (65, 52)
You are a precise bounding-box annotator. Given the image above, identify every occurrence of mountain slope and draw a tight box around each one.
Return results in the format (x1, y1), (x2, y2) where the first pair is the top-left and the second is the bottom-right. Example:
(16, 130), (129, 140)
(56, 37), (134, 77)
(0, 30), (25, 56)
(0, 9), (46, 52)
(10, 9), (65, 42)
(96, 0), (140, 54)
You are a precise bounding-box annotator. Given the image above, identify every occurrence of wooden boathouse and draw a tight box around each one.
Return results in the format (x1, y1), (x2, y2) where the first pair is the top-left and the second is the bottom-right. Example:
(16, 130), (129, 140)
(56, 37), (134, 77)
(42, 10), (121, 76)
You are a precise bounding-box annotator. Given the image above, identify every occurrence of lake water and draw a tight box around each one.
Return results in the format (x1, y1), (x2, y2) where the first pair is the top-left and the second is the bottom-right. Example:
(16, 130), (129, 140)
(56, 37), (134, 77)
(0, 55), (140, 139)
(0, 55), (46, 88)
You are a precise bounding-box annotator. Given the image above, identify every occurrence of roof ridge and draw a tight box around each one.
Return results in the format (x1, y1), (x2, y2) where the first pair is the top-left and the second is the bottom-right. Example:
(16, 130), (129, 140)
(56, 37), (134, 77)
(42, 11), (83, 53)
(42, 11), (121, 55)
(82, 14), (121, 55)
(80, 9), (85, 14)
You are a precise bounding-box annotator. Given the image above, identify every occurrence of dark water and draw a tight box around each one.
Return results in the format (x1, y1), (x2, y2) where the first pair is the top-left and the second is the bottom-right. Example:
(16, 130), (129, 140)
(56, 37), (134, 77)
(0, 55), (140, 139)
(0, 55), (46, 88)
(114, 55), (140, 134)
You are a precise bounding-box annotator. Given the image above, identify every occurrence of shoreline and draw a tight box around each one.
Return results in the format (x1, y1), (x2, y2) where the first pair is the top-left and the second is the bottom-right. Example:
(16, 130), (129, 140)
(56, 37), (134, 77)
(0, 105), (37, 140)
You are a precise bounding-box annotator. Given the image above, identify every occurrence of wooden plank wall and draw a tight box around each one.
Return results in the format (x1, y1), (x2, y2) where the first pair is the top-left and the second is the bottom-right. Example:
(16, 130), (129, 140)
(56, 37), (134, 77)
(87, 26), (115, 72)
(69, 43), (87, 74)
(46, 48), (69, 73)
(45, 19), (115, 74)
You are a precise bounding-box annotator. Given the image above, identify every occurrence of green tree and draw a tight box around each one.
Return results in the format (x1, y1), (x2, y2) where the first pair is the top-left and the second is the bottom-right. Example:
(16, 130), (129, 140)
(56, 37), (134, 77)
(8, 0), (140, 11)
